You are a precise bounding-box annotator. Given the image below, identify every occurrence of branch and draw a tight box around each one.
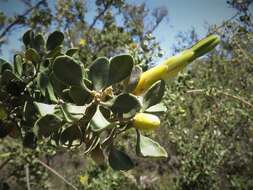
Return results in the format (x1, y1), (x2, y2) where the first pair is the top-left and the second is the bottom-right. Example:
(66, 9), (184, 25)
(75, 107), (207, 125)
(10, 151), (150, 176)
(36, 159), (78, 190)
(0, 157), (11, 171)
(233, 37), (253, 65)
(186, 89), (253, 109)
(0, 0), (46, 39)
(146, 15), (167, 35)
(25, 164), (31, 190)
(210, 12), (240, 34)
(86, 2), (110, 37)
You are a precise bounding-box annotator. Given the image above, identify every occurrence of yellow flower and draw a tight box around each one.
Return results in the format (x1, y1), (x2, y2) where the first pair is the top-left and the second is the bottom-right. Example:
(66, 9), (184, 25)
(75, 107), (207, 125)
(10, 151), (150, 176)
(129, 43), (138, 49)
(133, 113), (160, 131)
(133, 35), (220, 95)
(79, 175), (88, 185)
(79, 39), (86, 46)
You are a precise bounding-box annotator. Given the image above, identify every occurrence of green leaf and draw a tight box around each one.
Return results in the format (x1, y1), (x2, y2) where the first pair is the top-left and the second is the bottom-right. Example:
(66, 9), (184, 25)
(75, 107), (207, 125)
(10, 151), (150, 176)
(83, 103), (97, 124)
(61, 89), (73, 102)
(6, 80), (26, 96)
(34, 34), (45, 53)
(111, 93), (140, 118)
(69, 86), (91, 106)
(25, 48), (40, 63)
(136, 131), (168, 158)
(108, 54), (134, 85)
(46, 46), (62, 58)
(66, 48), (78, 56)
(1, 70), (17, 84)
(60, 103), (85, 122)
(23, 101), (38, 123)
(49, 73), (67, 97)
(37, 71), (50, 96)
(53, 56), (83, 86)
(60, 125), (82, 147)
(35, 114), (62, 138)
(88, 57), (109, 91)
(45, 82), (58, 103)
(0, 58), (12, 74)
(46, 31), (64, 51)
(22, 29), (34, 47)
(142, 80), (165, 110)
(108, 148), (134, 171)
(145, 103), (167, 113)
(34, 102), (56, 116)
(13, 54), (23, 76)
(23, 132), (37, 149)
(89, 106), (114, 132)
(125, 65), (142, 92)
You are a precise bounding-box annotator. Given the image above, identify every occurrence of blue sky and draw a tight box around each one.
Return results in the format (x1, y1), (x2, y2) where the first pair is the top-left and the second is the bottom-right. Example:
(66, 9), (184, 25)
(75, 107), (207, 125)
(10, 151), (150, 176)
(0, 0), (248, 63)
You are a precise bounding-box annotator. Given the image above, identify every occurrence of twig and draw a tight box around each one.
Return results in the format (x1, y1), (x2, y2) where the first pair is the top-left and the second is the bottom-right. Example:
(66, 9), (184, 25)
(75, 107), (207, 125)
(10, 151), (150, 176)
(0, 0), (46, 39)
(233, 37), (253, 65)
(35, 159), (78, 190)
(186, 89), (253, 109)
(86, 2), (110, 39)
(25, 164), (31, 190)
(209, 12), (240, 34)
(0, 157), (11, 171)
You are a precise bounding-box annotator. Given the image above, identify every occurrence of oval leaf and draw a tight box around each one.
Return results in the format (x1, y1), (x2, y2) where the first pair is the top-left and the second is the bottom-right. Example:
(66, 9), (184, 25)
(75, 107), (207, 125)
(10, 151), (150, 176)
(66, 48), (78, 56)
(88, 57), (109, 91)
(142, 80), (165, 110)
(145, 103), (167, 113)
(111, 93), (140, 118)
(60, 103), (85, 122)
(53, 56), (83, 86)
(33, 34), (45, 53)
(0, 58), (12, 74)
(69, 86), (92, 106)
(125, 65), (142, 92)
(36, 114), (62, 138)
(13, 54), (23, 76)
(22, 29), (34, 47)
(108, 148), (134, 171)
(89, 106), (113, 132)
(23, 132), (37, 149)
(34, 102), (56, 116)
(136, 131), (168, 158)
(108, 54), (134, 85)
(25, 48), (40, 63)
(46, 31), (64, 51)
(60, 125), (82, 147)
(37, 71), (50, 96)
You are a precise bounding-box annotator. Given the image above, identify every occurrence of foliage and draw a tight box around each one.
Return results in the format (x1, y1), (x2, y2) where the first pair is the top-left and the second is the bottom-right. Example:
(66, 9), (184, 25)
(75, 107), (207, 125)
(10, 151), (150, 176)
(0, 28), (170, 170)
(0, 0), (253, 190)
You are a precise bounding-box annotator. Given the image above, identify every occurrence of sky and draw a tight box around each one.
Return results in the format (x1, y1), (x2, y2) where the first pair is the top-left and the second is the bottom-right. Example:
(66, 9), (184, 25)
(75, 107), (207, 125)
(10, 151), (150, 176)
(0, 0), (248, 63)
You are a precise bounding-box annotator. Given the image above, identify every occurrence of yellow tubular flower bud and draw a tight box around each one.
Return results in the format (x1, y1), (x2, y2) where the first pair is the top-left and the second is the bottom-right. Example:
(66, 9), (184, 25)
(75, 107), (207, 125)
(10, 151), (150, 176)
(133, 113), (160, 131)
(133, 35), (220, 95)
(133, 50), (194, 95)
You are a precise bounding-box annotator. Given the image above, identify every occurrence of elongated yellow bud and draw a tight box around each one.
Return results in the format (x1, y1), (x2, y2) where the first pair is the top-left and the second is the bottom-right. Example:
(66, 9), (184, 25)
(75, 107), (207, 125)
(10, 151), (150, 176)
(133, 113), (160, 131)
(133, 35), (220, 95)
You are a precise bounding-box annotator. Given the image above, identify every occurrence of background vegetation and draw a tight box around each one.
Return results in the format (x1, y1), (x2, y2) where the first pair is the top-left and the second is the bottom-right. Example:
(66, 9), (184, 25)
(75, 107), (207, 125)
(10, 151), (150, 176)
(0, 0), (253, 189)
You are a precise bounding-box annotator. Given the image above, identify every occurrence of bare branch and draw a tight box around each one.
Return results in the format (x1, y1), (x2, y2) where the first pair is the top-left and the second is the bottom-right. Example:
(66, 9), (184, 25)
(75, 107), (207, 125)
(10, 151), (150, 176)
(25, 164), (31, 190)
(0, 157), (11, 171)
(36, 159), (78, 190)
(209, 12), (240, 34)
(0, 0), (46, 40)
(87, 2), (110, 37)
(186, 89), (253, 109)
